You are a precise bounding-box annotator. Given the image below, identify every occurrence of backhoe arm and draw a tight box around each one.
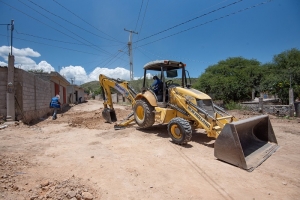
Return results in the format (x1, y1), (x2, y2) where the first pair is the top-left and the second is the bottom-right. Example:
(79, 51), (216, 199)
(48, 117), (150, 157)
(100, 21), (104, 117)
(99, 74), (136, 126)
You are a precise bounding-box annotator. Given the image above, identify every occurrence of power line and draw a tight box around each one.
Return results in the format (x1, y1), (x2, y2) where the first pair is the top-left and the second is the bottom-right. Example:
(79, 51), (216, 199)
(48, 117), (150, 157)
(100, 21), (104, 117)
(136, 46), (212, 64)
(136, 47), (153, 60)
(1, 31), (130, 70)
(27, 0), (123, 44)
(0, 22), (11, 46)
(99, 45), (128, 68)
(0, 0), (105, 53)
(135, 0), (244, 43)
(136, 0), (149, 42)
(136, 0), (272, 48)
(52, 0), (123, 44)
(15, 29), (124, 47)
(16, 0), (110, 55)
(0, 33), (102, 56)
(134, 0), (144, 31)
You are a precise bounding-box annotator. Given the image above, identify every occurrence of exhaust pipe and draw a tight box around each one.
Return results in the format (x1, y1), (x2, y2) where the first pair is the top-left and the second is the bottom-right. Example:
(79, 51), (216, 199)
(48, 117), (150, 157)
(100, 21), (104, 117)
(214, 115), (279, 171)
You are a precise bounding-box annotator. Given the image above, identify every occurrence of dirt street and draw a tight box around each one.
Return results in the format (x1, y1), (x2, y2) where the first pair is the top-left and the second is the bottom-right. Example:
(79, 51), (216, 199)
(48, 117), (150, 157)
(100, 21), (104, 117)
(0, 100), (299, 200)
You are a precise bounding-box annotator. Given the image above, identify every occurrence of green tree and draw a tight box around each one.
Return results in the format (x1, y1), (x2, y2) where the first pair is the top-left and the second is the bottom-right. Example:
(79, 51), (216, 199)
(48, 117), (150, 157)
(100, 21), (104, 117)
(194, 57), (262, 103)
(94, 86), (103, 95)
(260, 48), (300, 104)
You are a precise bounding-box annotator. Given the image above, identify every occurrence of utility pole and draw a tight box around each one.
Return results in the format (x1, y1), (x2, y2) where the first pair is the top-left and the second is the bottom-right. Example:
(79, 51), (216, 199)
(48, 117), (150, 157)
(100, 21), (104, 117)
(124, 28), (138, 81)
(2, 20), (15, 122)
(10, 20), (14, 55)
(0, 19), (14, 55)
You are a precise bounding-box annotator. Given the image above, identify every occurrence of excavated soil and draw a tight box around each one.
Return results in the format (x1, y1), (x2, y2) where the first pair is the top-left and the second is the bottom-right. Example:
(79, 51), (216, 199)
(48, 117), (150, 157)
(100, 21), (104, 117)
(0, 100), (299, 200)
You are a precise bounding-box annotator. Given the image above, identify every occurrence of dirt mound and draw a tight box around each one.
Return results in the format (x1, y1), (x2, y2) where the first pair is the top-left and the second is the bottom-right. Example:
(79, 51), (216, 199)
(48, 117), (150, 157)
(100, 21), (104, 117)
(40, 107), (133, 130)
(0, 154), (99, 200)
(26, 176), (99, 200)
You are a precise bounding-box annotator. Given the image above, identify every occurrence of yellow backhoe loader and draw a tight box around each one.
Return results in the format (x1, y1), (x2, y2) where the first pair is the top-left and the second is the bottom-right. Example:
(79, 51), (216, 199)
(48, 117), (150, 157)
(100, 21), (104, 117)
(99, 60), (279, 171)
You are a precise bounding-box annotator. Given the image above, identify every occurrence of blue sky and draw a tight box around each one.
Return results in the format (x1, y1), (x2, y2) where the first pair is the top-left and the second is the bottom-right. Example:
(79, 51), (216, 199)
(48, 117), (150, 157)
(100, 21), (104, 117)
(0, 0), (299, 84)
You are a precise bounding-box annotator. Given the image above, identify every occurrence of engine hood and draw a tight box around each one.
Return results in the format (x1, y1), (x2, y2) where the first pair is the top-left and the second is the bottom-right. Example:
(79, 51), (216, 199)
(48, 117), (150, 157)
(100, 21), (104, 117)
(173, 87), (212, 100)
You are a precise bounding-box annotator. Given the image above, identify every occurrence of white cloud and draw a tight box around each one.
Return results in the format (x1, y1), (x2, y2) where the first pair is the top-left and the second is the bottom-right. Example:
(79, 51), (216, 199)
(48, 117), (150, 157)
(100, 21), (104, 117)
(0, 61), (7, 66)
(0, 46), (54, 72)
(89, 67), (130, 81)
(134, 73), (153, 80)
(60, 65), (88, 83)
(15, 47), (40, 57)
(0, 46), (40, 60)
(0, 45), (132, 84)
(59, 65), (131, 84)
(36, 61), (55, 72)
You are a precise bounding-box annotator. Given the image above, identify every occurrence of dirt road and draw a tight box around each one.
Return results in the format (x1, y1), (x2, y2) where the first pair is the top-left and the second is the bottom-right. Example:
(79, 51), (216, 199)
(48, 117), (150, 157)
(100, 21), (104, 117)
(0, 100), (299, 200)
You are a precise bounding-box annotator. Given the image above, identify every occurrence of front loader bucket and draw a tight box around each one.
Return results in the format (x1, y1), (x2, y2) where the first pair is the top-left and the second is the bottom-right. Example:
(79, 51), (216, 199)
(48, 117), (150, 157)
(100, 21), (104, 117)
(214, 115), (279, 171)
(102, 108), (117, 123)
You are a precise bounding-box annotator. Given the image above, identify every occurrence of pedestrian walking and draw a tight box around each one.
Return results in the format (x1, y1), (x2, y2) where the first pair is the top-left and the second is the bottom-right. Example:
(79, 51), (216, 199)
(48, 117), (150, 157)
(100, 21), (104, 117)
(50, 94), (61, 120)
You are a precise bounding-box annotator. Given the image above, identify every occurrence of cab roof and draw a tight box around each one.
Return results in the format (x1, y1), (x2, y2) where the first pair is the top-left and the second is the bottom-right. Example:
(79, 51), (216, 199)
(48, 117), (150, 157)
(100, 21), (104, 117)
(143, 60), (186, 71)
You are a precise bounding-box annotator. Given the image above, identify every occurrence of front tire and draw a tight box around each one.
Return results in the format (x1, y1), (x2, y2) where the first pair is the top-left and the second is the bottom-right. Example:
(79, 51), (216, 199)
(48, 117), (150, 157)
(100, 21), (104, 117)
(134, 99), (155, 128)
(167, 117), (192, 144)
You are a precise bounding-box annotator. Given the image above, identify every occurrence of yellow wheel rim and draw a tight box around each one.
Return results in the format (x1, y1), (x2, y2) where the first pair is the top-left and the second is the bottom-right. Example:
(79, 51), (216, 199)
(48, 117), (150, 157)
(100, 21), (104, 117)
(170, 124), (182, 139)
(136, 105), (144, 120)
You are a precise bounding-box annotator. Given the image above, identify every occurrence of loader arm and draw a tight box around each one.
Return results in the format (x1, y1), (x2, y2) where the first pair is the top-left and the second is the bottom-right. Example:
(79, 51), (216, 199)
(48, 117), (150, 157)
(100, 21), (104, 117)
(99, 74), (137, 126)
(169, 88), (222, 138)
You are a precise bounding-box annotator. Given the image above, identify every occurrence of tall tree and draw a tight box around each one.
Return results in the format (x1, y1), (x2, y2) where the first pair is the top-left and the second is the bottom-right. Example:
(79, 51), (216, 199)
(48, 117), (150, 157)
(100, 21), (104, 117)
(260, 48), (300, 104)
(194, 57), (262, 103)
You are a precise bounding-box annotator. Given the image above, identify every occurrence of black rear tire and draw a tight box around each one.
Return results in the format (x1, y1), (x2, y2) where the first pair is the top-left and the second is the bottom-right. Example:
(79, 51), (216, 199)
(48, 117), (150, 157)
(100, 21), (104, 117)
(167, 117), (192, 144)
(134, 99), (155, 128)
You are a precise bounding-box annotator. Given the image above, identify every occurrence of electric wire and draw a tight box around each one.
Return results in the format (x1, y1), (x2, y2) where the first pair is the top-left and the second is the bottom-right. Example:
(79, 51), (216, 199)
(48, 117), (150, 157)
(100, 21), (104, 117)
(136, 0), (149, 42)
(0, 0), (109, 55)
(136, 0), (272, 48)
(15, 29), (124, 47)
(0, 33), (101, 56)
(16, 0), (110, 55)
(27, 0), (123, 44)
(52, 0), (123, 44)
(136, 46), (212, 64)
(134, 0), (144, 31)
(100, 45), (128, 68)
(136, 47), (153, 60)
(0, 23), (11, 46)
(135, 0), (244, 43)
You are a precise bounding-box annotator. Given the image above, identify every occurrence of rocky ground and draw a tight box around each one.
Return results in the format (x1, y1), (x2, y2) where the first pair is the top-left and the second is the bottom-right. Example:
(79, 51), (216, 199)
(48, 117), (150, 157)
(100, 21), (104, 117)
(0, 100), (299, 200)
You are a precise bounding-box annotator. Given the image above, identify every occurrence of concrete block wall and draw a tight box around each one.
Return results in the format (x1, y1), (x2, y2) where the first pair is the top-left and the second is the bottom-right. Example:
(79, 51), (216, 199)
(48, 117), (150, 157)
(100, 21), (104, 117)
(15, 69), (52, 123)
(0, 67), (7, 118)
(1, 68), (70, 123)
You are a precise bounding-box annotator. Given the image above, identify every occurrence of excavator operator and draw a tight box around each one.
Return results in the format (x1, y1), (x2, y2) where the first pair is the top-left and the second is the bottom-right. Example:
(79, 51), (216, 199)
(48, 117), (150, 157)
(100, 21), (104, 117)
(151, 75), (162, 95)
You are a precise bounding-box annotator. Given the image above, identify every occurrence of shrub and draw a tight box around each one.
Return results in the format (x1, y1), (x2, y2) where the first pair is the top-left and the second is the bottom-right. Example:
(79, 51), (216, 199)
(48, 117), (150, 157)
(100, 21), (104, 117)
(225, 101), (243, 110)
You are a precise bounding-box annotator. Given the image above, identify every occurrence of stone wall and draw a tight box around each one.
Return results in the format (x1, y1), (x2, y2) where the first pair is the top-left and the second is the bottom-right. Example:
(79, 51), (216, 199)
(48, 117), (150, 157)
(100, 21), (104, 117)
(242, 103), (292, 117)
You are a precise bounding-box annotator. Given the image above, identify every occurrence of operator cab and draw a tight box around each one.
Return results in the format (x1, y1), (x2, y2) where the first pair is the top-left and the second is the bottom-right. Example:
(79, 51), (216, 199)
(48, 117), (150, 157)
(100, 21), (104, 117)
(142, 60), (191, 106)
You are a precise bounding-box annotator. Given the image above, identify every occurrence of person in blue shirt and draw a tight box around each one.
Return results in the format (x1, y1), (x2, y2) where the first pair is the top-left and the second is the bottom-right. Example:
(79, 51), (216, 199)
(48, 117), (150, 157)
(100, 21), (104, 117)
(151, 75), (162, 95)
(50, 94), (61, 120)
